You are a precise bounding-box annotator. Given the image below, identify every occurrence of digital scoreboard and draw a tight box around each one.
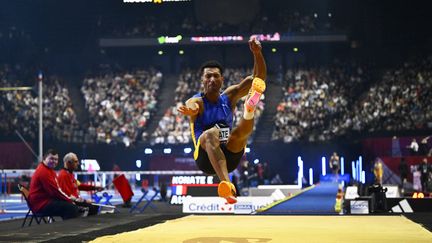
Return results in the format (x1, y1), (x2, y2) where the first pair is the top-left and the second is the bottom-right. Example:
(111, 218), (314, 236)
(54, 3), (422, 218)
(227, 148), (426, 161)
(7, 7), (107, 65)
(170, 175), (218, 204)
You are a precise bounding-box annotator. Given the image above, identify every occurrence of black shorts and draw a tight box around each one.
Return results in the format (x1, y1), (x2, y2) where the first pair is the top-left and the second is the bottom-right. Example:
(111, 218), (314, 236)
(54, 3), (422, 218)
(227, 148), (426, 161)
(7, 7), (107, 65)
(195, 143), (244, 175)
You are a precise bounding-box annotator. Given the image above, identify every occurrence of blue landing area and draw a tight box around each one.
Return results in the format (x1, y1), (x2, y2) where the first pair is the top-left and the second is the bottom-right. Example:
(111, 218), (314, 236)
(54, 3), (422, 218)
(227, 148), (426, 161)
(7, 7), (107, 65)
(258, 182), (339, 215)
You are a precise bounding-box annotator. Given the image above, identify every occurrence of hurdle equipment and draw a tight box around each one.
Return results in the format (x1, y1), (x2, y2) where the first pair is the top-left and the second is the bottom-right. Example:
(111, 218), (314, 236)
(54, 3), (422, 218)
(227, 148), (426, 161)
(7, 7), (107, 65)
(130, 188), (160, 213)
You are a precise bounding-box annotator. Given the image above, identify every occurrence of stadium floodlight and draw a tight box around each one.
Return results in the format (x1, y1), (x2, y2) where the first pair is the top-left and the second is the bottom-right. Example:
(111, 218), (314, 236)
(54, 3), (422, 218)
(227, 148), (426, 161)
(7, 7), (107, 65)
(321, 157), (326, 176)
(136, 160), (142, 168)
(144, 148), (153, 154)
(309, 168), (313, 185)
(356, 160), (360, 183)
(245, 147), (251, 153)
(184, 147), (192, 154)
(297, 156), (303, 187)
(164, 148), (172, 154)
(341, 157), (345, 175)
(352, 161), (356, 180)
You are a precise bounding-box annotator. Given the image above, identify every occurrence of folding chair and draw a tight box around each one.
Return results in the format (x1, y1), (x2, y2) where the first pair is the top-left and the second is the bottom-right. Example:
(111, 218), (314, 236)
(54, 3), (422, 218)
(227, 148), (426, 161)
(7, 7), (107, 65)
(129, 188), (160, 213)
(18, 184), (55, 227)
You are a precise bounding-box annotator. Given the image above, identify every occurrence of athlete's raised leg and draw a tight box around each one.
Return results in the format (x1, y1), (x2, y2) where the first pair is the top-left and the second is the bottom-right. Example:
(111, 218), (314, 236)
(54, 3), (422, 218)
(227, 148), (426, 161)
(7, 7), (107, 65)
(227, 77), (266, 153)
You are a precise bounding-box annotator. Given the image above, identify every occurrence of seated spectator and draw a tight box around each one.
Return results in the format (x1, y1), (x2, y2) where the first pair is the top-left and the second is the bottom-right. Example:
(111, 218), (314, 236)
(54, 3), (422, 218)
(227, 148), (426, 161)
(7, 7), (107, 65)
(58, 152), (103, 215)
(28, 149), (80, 220)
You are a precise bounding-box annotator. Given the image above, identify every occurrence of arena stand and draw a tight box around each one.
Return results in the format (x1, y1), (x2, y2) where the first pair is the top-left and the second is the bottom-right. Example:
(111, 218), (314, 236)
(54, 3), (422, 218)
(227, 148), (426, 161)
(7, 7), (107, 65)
(0, 66), (79, 143)
(272, 60), (370, 143)
(97, 5), (342, 38)
(272, 56), (432, 143)
(344, 56), (432, 133)
(81, 68), (163, 146)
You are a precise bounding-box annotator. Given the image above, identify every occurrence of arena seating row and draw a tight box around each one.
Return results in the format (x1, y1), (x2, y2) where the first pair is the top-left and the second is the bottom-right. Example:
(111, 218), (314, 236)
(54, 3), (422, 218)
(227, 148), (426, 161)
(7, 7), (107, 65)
(98, 7), (341, 38)
(1, 58), (431, 145)
(272, 57), (432, 143)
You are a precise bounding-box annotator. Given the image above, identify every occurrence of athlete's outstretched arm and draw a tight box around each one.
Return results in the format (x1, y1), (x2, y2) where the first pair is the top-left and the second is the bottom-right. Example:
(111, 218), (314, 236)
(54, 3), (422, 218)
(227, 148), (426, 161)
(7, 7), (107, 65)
(249, 36), (266, 81)
(177, 97), (203, 119)
(224, 36), (266, 104)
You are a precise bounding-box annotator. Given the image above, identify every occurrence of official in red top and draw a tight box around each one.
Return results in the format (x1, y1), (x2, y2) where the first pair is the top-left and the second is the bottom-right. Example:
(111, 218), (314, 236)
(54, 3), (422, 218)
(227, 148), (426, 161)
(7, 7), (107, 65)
(28, 149), (80, 220)
(58, 152), (102, 215)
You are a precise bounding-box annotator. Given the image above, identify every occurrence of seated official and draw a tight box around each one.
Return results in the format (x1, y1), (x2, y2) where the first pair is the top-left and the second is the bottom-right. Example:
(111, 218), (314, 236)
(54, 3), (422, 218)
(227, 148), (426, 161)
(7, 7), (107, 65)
(58, 152), (103, 215)
(28, 149), (80, 220)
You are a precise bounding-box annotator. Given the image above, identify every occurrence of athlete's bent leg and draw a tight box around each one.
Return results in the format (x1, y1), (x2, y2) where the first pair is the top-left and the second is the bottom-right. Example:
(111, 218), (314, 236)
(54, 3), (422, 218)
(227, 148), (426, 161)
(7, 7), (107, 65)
(199, 127), (230, 182)
(226, 119), (254, 153)
(200, 127), (237, 204)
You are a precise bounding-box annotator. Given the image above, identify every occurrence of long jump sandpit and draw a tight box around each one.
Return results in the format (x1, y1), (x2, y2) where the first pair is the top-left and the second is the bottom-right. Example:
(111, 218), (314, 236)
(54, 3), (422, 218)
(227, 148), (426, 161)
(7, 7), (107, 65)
(90, 215), (432, 243)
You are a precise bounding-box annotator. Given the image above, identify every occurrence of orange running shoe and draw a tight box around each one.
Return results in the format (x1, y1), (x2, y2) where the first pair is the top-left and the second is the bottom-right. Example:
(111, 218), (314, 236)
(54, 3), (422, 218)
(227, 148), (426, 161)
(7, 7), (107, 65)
(245, 77), (266, 113)
(218, 181), (237, 204)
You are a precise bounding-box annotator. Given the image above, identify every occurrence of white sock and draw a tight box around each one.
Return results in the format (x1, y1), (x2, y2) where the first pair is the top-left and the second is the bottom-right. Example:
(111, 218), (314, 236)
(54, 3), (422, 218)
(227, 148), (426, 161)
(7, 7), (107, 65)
(243, 104), (255, 120)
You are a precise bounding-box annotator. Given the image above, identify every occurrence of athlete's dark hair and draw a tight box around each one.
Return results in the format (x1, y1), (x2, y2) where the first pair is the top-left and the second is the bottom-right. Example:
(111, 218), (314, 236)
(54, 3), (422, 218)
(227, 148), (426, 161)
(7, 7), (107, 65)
(200, 60), (224, 75)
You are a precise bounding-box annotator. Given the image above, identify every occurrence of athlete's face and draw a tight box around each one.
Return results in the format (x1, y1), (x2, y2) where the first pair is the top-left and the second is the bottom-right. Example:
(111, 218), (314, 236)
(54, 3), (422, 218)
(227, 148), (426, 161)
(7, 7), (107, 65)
(202, 67), (223, 94)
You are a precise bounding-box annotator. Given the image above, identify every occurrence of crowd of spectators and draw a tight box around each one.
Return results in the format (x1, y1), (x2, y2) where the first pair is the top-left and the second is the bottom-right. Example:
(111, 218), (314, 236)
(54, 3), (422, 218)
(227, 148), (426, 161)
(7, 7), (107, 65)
(151, 68), (265, 145)
(81, 68), (162, 146)
(2, 56), (431, 146)
(0, 64), (79, 142)
(150, 69), (198, 145)
(272, 57), (432, 143)
(345, 56), (432, 133)
(272, 60), (369, 143)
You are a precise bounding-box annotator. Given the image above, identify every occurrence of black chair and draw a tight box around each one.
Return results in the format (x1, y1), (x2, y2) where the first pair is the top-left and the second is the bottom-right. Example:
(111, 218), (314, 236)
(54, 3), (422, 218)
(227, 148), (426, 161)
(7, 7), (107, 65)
(18, 184), (55, 227)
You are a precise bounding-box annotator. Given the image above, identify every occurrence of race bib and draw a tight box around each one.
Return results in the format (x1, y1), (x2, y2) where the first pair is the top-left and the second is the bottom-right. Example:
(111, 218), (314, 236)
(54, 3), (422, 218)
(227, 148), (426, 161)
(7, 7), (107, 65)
(215, 124), (230, 143)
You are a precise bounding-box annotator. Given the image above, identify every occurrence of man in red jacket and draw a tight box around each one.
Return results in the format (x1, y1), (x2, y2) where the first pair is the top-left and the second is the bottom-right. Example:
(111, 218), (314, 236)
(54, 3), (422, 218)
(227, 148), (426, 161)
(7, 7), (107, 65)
(28, 149), (80, 220)
(58, 152), (103, 215)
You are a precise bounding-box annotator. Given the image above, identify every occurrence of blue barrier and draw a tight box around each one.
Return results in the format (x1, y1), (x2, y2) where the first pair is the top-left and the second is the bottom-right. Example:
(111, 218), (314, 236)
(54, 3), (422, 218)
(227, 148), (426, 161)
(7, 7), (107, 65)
(320, 174), (350, 184)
